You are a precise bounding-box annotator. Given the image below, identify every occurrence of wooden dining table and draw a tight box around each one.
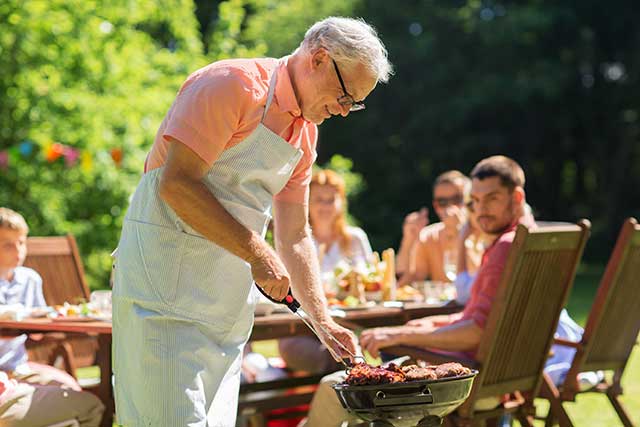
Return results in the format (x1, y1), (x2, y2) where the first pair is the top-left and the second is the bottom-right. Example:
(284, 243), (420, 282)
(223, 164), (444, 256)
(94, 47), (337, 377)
(0, 318), (113, 427)
(0, 300), (461, 427)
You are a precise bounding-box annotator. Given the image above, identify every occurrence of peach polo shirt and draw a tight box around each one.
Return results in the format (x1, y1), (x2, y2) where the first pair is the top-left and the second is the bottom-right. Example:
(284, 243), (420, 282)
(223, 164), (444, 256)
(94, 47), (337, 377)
(145, 57), (318, 204)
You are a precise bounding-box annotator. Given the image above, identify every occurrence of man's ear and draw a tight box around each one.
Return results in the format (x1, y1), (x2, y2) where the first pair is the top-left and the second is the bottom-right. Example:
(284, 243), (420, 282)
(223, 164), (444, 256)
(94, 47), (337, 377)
(513, 187), (525, 205)
(310, 48), (329, 70)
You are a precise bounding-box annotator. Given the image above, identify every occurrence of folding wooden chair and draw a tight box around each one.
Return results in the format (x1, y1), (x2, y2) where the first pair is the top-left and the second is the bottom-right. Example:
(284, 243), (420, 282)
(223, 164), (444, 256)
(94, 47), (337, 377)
(23, 235), (98, 378)
(541, 218), (640, 427)
(384, 220), (591, 427)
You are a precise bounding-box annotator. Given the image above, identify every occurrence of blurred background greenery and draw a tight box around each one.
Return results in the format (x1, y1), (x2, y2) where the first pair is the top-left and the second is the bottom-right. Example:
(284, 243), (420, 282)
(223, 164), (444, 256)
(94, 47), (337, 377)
(1, 0), (639, 292)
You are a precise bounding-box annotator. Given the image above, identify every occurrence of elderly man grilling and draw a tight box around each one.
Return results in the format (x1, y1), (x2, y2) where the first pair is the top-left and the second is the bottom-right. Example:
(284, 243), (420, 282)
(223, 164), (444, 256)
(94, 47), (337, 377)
(112, 17), (392, 427)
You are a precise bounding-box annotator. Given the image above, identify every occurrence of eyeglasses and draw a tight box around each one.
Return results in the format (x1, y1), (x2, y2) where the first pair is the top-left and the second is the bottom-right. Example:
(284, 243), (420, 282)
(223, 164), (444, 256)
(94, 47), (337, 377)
(332, 59), (366, 112)
(434, 195), (464, 208)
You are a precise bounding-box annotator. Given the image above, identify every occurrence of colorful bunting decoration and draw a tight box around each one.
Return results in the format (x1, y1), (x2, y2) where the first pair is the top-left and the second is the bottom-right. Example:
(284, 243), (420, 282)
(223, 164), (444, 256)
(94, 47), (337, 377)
(18, 141), (34, 156)
(0, 140), (124, 172)
(110, 147), (123, 167)
(81, 150), (93, 172)
(45, 143), (65, 162)
(63, 146), (80, 167)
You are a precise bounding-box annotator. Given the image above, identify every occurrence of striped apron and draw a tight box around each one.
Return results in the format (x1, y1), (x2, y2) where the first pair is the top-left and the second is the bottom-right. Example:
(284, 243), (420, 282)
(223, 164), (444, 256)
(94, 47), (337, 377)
(112, 69), (303, 427)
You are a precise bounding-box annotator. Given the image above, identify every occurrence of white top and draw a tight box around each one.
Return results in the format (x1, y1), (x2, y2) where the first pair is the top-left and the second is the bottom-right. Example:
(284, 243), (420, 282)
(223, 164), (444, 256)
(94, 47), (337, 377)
(0, 267), (46, 372)
(314, 226), (373, 274)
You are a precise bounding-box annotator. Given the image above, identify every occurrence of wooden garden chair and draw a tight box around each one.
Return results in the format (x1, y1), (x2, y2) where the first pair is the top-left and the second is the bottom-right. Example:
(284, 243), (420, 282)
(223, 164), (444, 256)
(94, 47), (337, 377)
(22, 235), (98, 378)
(541, 217), (640, 427)
(384, 220), (591, 427)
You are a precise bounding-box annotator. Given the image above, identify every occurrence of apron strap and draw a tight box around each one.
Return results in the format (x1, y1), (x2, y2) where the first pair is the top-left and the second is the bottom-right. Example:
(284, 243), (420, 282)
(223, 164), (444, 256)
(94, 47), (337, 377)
(261, 65), (278, 123)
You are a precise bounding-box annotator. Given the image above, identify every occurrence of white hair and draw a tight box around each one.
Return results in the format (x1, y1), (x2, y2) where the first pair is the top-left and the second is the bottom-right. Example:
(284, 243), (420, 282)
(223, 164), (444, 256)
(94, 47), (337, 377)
(299, 17), (393, 83)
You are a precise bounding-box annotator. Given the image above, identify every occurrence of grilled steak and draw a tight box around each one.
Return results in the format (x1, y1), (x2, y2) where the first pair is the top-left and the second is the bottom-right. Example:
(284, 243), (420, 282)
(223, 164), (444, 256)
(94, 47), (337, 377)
(435, 362), (472, 378)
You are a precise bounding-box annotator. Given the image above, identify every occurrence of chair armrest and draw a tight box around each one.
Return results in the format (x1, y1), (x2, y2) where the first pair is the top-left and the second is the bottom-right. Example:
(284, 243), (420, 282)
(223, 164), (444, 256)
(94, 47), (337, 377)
(48, 340), (77, 379)
(553, 337), (582, 349)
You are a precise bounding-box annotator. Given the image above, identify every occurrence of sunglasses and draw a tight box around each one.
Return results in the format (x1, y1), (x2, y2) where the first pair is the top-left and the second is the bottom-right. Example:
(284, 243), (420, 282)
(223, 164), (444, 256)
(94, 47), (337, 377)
(434, 195), (464, 208)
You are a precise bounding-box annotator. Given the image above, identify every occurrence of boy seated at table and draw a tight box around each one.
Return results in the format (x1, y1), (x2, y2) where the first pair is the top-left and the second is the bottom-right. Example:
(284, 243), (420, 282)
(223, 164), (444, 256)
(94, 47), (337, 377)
(0, 207), (104, 425)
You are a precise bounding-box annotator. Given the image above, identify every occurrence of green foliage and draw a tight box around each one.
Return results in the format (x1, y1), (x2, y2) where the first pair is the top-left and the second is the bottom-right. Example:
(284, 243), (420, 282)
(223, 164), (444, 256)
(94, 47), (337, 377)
(316, 0), (640, 255)
(316, 154), (365, 199)
(0, 0), (360, 289)
(0, 0), (204, 289)
(240, 0), (362, 57)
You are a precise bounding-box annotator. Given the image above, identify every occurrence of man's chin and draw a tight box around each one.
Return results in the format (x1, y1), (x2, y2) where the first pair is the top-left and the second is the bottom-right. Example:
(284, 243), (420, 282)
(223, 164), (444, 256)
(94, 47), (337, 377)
(482, 222), (511, 235)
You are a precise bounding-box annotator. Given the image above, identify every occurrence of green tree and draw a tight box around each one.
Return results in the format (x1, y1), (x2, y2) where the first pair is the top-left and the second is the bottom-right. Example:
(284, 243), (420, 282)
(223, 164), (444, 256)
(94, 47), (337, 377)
(317, 0), (640, 257)
(0, 0), (363, 289)
(0, 0), (205, 289)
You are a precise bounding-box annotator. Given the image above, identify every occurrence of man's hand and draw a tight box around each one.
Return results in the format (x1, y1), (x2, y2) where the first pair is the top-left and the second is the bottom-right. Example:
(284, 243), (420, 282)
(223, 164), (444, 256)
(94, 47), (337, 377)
(250, 245), (291, 302)
(359, 327), (405, 359)
(402, 208), (429, 243)
(442, 205), (466, 230)
(406, 314), (453, 329)
(241, 358), (258, 383)
(405, 317), (436, 328)
(320, 320), (359, 362)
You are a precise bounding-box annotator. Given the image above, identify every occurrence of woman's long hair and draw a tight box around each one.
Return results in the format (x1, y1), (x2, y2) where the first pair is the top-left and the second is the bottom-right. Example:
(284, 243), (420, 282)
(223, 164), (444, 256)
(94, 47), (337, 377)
(310, 169), (352, 255)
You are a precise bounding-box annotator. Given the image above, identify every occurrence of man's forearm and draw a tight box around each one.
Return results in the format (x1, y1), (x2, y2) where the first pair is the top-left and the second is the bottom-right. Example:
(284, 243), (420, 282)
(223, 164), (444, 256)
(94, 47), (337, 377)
(398, 319), (482, 352)
(276, 230), (330, 323)
(159, 174), (267, 263)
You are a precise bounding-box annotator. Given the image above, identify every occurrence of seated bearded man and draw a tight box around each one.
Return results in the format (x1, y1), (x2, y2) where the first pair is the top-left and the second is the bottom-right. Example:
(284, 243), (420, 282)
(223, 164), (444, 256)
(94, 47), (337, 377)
(300, 155), (533, 427)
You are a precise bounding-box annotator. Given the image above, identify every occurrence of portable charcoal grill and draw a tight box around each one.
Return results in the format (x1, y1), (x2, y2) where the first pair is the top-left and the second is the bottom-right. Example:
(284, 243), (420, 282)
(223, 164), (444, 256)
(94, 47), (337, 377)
(332, 370), (478, 427)
(255, 285), (478, 426)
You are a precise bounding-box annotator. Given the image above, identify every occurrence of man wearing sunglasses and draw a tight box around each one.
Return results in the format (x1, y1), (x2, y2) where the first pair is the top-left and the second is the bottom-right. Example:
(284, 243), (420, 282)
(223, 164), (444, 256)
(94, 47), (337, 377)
(397, 170), (471, 286)
(112, 17), (392, 427)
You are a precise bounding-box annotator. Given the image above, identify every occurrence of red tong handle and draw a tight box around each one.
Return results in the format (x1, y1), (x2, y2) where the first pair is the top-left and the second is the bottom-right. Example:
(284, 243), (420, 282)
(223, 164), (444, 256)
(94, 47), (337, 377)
(255, 284), (300, 313)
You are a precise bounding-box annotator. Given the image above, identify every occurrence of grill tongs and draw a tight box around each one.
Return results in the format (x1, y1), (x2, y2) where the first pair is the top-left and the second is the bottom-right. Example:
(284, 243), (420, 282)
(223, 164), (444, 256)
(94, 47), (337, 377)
(255, 285), (364, 370)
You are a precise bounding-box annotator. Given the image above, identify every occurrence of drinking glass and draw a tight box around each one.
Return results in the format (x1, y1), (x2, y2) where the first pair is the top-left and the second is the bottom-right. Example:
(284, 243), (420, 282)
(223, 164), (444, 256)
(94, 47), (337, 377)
(90, 290), (112, 315)
(443, 250), (457, 282)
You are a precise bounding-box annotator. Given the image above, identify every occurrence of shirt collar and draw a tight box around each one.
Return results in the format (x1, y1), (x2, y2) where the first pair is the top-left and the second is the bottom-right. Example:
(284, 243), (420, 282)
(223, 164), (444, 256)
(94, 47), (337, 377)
(274, 56), (303, 118)
(0, 267), (22, 287)
(482, 212), (537, 261)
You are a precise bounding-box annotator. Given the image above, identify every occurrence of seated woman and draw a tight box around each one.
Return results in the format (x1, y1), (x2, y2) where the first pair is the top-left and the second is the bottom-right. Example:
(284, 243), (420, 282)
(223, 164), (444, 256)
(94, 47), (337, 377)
(278, 169), (372, 374)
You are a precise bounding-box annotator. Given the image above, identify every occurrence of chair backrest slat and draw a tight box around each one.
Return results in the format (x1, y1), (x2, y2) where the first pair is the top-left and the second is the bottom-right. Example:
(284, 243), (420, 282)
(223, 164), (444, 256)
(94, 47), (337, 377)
(472, 222), (590, 400)
(23, 235), (90, 305)
(580, 218), (640, 372)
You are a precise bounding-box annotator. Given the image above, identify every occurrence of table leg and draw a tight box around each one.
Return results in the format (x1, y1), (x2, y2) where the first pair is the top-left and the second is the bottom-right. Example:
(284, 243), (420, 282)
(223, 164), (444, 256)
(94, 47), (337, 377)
(96, 333), (114, 427)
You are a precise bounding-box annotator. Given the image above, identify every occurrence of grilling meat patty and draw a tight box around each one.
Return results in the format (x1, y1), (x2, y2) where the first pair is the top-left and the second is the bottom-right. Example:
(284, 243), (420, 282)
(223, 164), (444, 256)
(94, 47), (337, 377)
(345, 361), (471, 385)
(402, 365), (438, 381)
(435, 362), (472, 378)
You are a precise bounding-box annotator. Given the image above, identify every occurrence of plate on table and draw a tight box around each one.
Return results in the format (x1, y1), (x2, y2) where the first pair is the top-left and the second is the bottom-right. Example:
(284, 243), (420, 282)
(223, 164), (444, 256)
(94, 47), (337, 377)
(28, 307), (54, 318)
(329, 301), (377, 312)
(50, 316), (97, 323)
(87, 314), (112, 322)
